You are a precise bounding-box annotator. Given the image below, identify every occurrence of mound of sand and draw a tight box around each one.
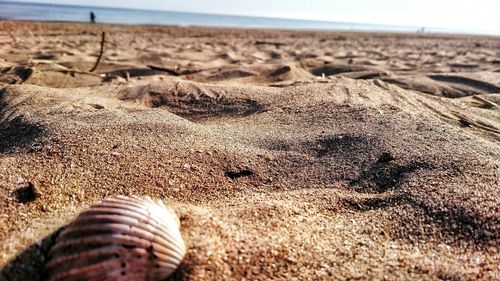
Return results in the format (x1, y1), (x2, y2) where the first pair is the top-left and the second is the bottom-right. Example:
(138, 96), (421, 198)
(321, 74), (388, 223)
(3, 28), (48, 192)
(0, 22), (499, 280)
(120, 81), (265, 121)
(265, 63), (315, 82)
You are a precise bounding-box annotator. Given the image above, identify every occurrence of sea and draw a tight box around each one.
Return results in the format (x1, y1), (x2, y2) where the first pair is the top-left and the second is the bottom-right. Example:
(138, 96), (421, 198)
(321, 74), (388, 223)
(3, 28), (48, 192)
(0, 1), (479, 35)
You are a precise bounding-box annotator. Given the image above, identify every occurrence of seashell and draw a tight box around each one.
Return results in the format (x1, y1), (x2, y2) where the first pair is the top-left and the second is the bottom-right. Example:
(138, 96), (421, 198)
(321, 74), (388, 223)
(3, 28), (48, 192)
(44, 196), (186, 281)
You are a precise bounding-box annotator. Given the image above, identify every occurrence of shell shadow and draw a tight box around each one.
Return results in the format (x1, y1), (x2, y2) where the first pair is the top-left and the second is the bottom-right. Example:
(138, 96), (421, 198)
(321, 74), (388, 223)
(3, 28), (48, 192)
(166, 253), (198, 281)
(0, 229), (61, 281)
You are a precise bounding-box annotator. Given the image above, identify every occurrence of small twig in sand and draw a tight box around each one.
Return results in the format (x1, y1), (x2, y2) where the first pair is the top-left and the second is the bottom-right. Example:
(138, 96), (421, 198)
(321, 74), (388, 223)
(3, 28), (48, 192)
(147, 65), (180, 76)
(89, 31), (105, 72)
(471, 95), (498, 109)
(124, 71), (130, 82)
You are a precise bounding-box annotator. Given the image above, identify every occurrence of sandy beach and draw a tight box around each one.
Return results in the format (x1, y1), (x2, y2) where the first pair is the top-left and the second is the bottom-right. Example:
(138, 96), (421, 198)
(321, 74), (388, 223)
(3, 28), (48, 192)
(0, 21), (499, 280)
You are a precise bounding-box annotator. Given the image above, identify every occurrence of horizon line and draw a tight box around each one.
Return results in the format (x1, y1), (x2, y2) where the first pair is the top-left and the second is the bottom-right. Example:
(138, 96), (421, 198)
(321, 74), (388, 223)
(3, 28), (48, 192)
(3, 0), (500, 36)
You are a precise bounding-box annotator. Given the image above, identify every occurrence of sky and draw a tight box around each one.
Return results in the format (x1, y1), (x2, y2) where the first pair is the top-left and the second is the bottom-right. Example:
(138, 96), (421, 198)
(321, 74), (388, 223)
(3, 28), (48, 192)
(9, 0), (500, 34)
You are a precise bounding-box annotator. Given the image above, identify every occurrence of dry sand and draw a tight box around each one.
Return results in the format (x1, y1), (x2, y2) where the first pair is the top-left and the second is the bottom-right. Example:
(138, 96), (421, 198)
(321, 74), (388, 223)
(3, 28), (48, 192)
(0, 21), (499, 280)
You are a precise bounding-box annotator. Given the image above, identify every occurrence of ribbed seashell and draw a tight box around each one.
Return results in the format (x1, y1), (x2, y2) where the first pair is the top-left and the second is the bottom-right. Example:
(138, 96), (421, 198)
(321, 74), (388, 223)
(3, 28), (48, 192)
(44, 196), (186, 281)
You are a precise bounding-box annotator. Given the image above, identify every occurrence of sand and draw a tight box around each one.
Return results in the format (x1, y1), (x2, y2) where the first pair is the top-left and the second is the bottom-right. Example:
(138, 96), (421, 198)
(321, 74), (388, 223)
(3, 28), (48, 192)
(0, 21), (499, 280)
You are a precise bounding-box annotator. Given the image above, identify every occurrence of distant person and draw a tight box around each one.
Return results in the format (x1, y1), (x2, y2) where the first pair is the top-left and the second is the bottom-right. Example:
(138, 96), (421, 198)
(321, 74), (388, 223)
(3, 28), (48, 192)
(90, 11), (96, 24)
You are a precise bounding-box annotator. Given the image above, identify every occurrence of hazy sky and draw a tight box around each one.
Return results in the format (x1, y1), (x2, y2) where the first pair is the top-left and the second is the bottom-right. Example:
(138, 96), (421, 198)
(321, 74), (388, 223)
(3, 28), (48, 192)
(11, 0), (500, 33)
